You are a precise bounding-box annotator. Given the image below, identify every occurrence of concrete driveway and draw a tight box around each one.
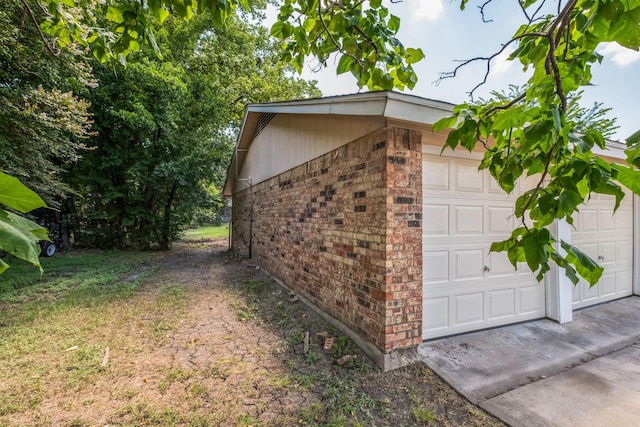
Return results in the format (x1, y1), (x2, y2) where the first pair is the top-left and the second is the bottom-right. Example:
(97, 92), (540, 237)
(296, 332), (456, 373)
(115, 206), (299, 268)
(418, 297), (640, 426)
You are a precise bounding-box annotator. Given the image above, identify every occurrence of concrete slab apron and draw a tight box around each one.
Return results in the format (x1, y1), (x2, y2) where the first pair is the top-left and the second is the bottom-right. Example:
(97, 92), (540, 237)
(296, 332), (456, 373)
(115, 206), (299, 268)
(481, 345), (640, 427)
(417, 297), (640, 404)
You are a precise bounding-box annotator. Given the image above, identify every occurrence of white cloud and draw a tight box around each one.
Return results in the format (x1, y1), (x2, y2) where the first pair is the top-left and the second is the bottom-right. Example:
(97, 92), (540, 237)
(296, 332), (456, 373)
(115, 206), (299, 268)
(408, 0), (444, 21)
(599, 42), (640, 66)
(490, 46), (516, 75)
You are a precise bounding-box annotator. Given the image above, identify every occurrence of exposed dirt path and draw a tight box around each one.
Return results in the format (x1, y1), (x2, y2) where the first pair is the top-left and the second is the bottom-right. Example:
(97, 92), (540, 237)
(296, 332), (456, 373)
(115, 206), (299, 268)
(1, 238), (505, 426)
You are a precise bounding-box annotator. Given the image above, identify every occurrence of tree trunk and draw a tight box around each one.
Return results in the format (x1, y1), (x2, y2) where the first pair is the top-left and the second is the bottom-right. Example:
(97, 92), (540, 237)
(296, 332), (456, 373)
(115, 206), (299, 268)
(159, 181), (178, 250)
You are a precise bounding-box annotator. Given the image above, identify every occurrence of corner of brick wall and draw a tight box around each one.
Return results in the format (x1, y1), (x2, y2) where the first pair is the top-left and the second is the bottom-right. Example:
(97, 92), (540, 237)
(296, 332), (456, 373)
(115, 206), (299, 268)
(231, 125), (423, 362)
(383, 128), (423, 352)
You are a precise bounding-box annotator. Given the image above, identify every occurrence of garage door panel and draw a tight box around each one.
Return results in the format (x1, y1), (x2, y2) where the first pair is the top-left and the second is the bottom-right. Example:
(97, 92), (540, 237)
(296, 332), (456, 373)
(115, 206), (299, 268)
(486, 252), (515, 277)
(423, 250), (449, 283)
(423, 297), (449, 331)
(488, 289), (516, 319)
(488, 206), (515, 234)
(618, 240), (633, 262)
(618, 270), (633, 292)
(424, 158), (450, 190)
(601, 242), (616, 265)
(455, 162), (484, 193)
(600, 210), (616, 230)
(423, 204), (449, 235)
(579, 210), (599, 232)
(454, 249), (485, 280)
(600, 273), (617, 297)
(454, 293), (484, 325)
(520, 284), (545, 314)
(455, 206), (484, 234)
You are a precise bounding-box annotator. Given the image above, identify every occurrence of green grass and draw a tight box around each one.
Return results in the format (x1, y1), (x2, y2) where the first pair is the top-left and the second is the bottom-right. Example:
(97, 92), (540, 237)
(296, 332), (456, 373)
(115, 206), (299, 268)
(0, 249), (178, 420)
(180, 224), (229, 240)
(0, 250), (153, 304)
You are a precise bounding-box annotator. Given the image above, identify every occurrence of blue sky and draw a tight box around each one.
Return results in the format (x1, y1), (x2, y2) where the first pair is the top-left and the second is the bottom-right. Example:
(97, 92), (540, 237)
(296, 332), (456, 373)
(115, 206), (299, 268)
(281, 1), (640, 142)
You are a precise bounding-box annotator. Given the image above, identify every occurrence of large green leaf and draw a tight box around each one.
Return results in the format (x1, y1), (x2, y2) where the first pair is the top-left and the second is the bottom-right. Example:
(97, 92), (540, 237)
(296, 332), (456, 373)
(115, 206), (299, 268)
(561, 240), (604, 286)
(0, 171), (48, 213)
(0, 209), (45, 272)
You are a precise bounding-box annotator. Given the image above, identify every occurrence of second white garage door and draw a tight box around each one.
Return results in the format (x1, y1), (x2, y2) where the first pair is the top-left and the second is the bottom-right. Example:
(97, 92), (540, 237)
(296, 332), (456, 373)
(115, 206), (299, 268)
(571, 190), (634, 309)
(422, 151), (546, 339)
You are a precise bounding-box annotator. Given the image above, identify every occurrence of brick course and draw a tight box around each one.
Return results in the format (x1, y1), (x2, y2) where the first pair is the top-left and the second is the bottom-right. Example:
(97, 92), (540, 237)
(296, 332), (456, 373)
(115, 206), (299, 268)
(232, 126), (422, 360)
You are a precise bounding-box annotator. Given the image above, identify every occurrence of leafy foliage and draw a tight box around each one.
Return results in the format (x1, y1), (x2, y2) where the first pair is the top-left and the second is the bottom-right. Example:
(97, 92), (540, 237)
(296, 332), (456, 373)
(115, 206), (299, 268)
(0, 0), (93, 206)
(68, 15), (320, 250)
(271, 0), (424, 90)
(433, 0), (640, 285)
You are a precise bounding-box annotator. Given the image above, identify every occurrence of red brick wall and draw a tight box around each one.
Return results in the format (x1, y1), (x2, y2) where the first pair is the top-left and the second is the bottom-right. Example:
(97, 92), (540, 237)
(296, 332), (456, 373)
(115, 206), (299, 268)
(231, 126), (422, 355)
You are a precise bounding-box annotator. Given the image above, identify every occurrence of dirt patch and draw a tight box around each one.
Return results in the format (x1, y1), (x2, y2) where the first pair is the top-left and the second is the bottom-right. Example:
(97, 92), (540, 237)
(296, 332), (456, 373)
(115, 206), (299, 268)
(1, 238), (505, 426)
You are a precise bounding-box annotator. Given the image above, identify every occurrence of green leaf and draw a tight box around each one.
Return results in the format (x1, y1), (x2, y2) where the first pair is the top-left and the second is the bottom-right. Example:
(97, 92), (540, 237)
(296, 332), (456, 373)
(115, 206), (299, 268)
(627, 129), (640, 146)
(522, 233), (541, 273)
(106, 6), (125, 24)
(561, 240), (604, 286)
(405, 47), (425, 64)
(388, 15), (401, 33)
(336, 54), (354, 75)
(0, 209), (45, 273)
(612, 164), (640, 196)
(558, 190), (583, 216)
(0, 172), (48, 213)
(432, 115), (458, 132)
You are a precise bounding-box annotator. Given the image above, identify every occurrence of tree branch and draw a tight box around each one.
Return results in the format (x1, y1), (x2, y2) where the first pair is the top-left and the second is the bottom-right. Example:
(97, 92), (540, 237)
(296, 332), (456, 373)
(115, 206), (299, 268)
(21, 0), (59, 57)
(317, 2), (363, 66)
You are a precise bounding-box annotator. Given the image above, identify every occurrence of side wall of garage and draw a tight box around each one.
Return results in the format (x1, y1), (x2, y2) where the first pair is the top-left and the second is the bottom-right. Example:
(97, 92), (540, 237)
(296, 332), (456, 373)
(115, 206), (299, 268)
(231, 126), (423, 367)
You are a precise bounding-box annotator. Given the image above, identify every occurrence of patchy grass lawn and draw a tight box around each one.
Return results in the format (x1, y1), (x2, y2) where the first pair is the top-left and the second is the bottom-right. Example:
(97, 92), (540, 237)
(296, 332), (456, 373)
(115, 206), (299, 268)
(0, 240), (504, 427)
(181, 224), (229, 241)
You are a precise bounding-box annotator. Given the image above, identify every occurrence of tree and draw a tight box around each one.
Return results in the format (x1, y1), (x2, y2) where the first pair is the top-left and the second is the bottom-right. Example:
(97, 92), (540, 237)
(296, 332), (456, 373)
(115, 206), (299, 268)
(68, 14), (320, 250)
(0, 0), (94, 206)
(0, 0), (95, 272)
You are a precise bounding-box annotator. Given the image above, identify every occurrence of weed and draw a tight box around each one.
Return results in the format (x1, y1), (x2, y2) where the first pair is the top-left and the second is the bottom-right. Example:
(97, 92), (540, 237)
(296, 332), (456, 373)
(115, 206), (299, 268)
(270, 375), (291, 389)
(158, 367), (193, 393)
(65, 418), (88, 427)
(332, 335), (358, 359)
(305, 350), (322, 364)
(412, 406), (436, 424)
(318, 373), (377, 421)
(157, 285), (188, 308)
(63, 343), (104, 389)
(299, 402), (323, 424)
(235, 301), (258, 322)
(235, 413), (259, 426)
(276, 317), (290, 328)
(190, 382), (207, 397)
(293, 372), (319, 389)
(244, 279), (269, 294)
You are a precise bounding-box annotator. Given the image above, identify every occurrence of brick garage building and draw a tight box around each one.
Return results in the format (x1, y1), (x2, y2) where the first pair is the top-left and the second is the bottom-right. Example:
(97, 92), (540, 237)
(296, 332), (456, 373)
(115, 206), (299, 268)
(223, 91), (638, 370)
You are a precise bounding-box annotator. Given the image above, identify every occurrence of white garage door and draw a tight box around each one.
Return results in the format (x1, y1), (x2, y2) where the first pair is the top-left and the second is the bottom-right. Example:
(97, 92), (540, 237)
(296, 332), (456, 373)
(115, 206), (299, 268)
(571, 190), (634, 309)
(422, 151), (545, 340)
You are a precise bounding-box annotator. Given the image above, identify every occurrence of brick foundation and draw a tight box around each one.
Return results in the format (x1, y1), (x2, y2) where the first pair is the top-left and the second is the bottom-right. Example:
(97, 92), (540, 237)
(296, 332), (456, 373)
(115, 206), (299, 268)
(231, 126), (422, 368)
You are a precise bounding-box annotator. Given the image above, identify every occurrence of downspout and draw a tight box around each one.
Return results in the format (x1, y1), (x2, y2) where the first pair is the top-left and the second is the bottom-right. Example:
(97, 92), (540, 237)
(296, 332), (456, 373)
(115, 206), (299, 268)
(249, 201), (253, 259)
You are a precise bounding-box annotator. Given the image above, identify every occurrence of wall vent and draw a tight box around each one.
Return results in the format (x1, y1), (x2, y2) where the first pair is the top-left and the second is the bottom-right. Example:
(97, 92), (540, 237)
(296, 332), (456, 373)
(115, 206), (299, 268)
(253, 113), (276, 139)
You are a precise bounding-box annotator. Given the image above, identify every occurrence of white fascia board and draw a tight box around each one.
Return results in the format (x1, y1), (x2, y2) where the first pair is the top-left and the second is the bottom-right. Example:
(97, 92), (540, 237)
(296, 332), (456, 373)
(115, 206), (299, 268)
(246, 91), (456, 123)
(593, 139), (626, 160)
(383, 95), (453, 125)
